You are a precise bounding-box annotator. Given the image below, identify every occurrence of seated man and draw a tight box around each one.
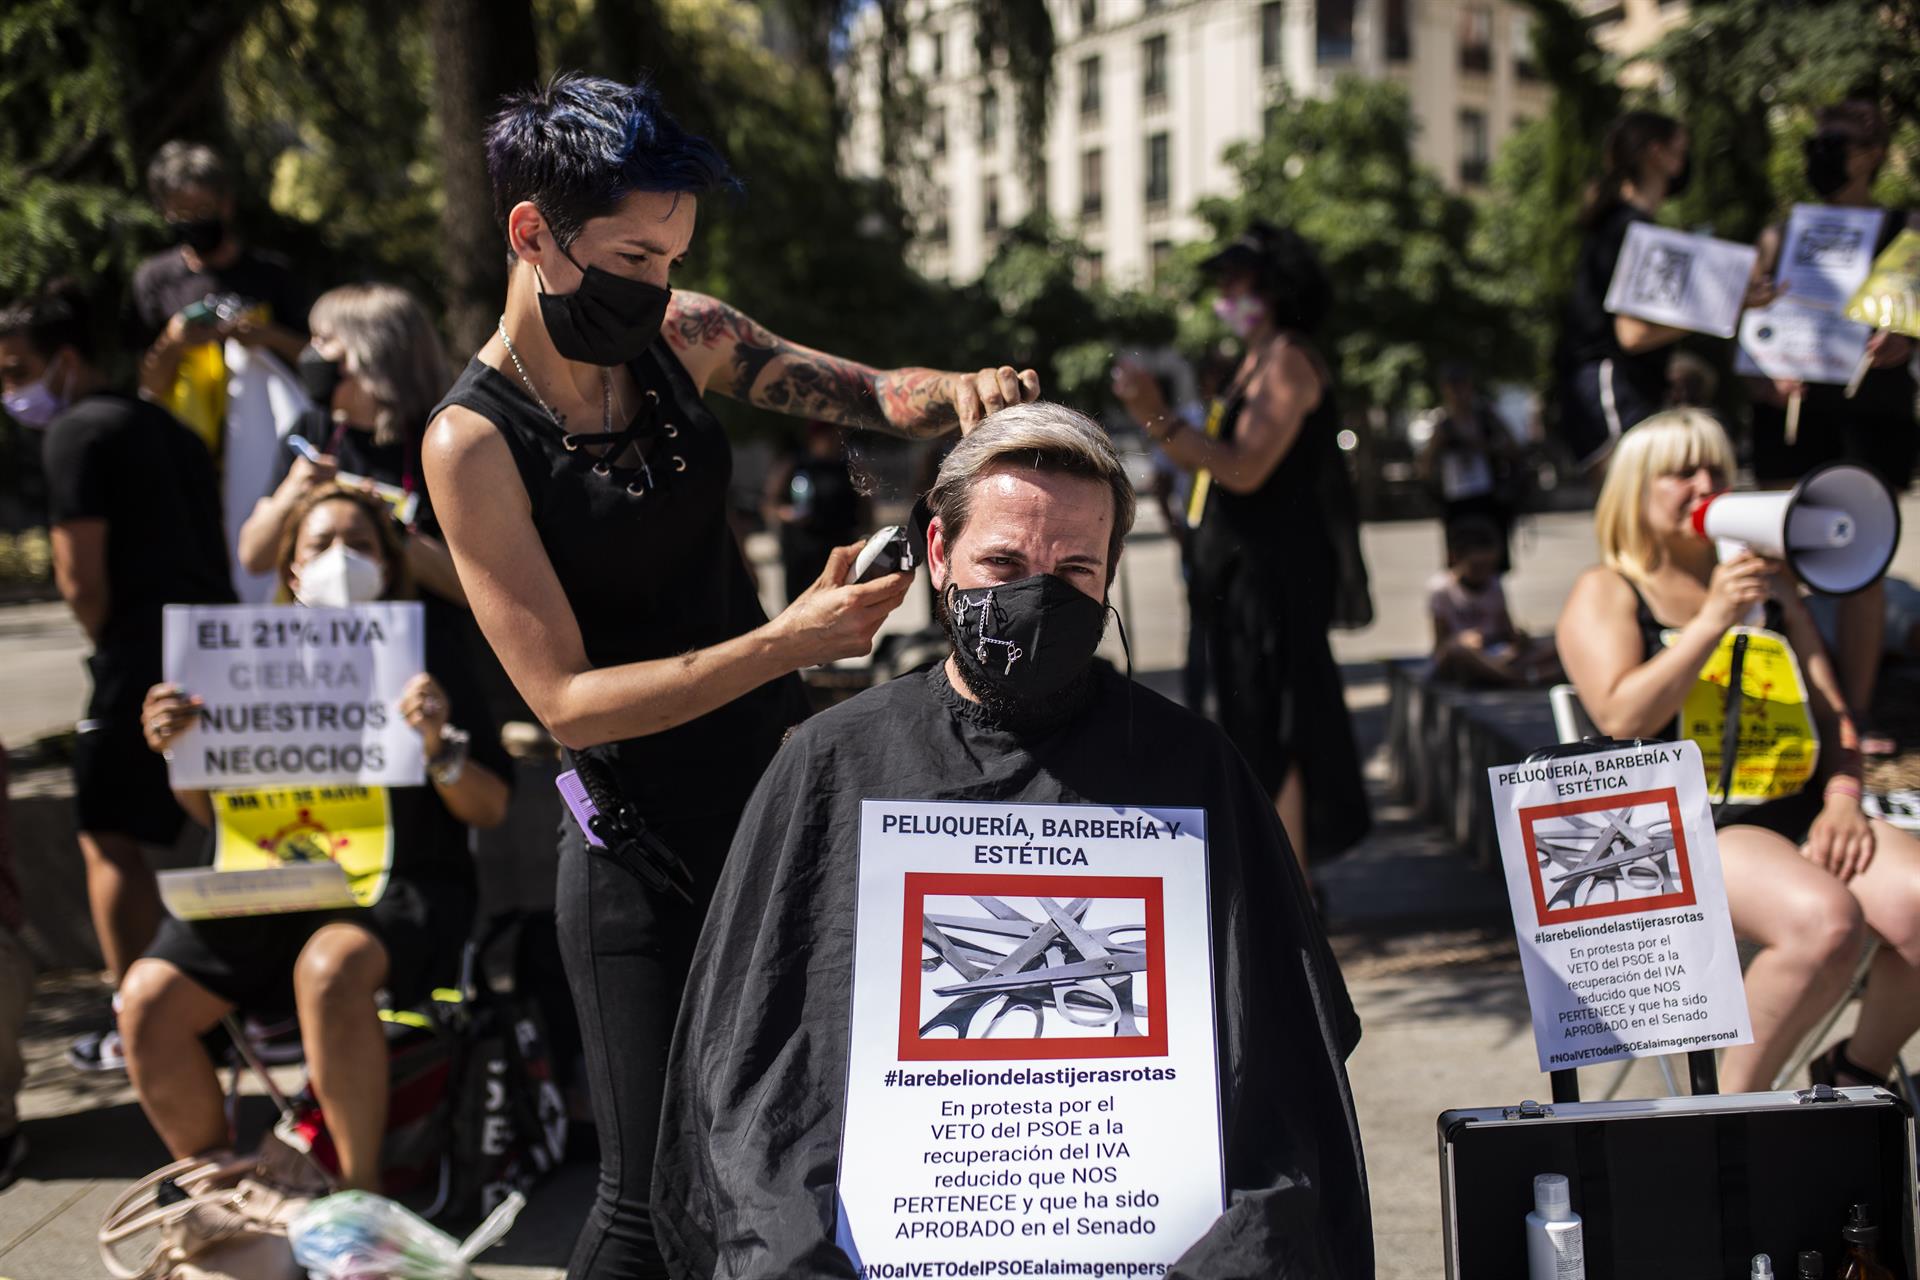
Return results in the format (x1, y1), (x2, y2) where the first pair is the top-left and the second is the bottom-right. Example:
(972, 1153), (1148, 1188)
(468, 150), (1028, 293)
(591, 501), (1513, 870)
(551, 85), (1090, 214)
(654, 404), (1370, 1279)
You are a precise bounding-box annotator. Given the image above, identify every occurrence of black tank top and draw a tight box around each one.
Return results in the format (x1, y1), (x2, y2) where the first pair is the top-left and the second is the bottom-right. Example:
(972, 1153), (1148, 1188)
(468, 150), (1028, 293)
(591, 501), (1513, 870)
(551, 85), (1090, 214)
(434, 339), (808, 820)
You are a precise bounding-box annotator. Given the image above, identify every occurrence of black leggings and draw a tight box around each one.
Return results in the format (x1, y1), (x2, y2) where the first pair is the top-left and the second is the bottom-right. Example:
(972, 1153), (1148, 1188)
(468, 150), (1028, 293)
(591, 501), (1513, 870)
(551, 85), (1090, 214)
(556, 812), (721, 1280)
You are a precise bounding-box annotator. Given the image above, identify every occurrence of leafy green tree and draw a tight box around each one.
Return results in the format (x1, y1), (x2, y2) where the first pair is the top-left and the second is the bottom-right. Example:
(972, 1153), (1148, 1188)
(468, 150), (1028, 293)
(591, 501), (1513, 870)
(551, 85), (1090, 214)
(1195, 78), (1520, 413)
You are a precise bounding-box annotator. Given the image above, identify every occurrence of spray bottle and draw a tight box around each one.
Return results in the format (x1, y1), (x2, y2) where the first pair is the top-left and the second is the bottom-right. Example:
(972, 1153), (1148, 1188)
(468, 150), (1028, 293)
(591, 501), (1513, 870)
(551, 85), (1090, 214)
(1839, 1203), (1895, 1280)
(1752, 1256), (1775, 1280)
(1525, 1173), (1585, 1280)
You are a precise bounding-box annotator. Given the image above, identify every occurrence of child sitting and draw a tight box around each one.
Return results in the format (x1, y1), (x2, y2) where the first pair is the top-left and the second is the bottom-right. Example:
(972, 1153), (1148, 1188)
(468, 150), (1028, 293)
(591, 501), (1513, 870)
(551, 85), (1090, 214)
(1429, 516), (1561, 686)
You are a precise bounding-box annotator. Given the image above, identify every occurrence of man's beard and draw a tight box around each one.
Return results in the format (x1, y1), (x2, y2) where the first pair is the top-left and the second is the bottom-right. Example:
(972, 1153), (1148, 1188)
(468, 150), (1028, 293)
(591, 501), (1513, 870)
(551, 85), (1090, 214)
(937, 589), (1095, 733)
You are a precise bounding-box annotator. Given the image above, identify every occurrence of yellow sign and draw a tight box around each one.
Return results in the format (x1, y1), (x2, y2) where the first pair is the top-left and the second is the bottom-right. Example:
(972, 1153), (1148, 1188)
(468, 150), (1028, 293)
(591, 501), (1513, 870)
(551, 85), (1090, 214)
(1845, 228), (1920, 338)
(1184, 399), (1226, 527)
(166, 339), (228, 458)
(1663, 626), (1820, 804)
(212, 785), (393, 907)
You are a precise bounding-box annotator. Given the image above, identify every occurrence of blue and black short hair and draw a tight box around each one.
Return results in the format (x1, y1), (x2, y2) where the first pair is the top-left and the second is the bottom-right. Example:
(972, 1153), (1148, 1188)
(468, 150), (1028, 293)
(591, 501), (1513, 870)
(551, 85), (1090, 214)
(485, 72), (739, 252)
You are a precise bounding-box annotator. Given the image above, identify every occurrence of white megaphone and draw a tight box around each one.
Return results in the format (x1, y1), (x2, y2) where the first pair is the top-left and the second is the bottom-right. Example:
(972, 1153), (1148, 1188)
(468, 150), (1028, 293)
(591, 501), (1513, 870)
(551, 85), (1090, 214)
(1689, 463), (1901, 596)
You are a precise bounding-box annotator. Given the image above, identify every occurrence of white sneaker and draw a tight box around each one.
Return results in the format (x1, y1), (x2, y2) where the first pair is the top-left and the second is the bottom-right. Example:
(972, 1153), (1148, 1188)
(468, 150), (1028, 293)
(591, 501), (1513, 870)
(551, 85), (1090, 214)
(67, 1028), (126, 1073)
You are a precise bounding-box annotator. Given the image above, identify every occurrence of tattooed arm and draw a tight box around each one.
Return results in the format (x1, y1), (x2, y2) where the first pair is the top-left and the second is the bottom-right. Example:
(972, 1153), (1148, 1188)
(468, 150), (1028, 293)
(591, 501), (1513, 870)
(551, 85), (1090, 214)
(665, 291), (1039, 437)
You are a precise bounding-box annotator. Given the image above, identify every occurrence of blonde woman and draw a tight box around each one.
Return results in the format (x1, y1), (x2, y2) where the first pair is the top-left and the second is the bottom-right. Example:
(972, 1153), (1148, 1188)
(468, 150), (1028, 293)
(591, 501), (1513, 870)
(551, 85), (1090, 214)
(1557, 410), (1920, 1092)
(237, 284), (463, 602)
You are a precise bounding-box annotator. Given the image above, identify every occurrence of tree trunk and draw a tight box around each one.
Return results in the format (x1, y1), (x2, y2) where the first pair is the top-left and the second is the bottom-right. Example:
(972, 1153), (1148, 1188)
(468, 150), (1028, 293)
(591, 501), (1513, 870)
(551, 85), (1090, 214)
(427, 0), (540, 357)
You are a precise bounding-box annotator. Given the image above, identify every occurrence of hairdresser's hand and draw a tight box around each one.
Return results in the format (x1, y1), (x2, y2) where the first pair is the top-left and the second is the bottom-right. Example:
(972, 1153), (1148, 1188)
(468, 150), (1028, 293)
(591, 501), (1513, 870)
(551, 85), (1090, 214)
(275, 452), (338, 504)
(1701, 551), (1779, 632)
(142, 683), (204, 755)
(1803, 794), (1876, 882)
(951, 366), (1042, 434)
(771, 543), (913, 666)
(1868, 330), (1913, 369)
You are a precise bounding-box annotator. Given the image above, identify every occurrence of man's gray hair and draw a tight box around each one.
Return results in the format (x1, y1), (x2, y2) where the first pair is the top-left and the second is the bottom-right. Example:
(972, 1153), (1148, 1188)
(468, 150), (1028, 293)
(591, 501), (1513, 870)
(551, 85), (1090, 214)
(929, 401), (1136, 581)
(146, 141), (230, 203)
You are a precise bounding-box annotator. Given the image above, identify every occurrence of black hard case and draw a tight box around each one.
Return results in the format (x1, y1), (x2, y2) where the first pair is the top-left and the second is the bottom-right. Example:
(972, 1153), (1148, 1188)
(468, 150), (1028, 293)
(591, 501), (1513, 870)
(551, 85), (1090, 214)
(1436, 1086), (1919, 1277)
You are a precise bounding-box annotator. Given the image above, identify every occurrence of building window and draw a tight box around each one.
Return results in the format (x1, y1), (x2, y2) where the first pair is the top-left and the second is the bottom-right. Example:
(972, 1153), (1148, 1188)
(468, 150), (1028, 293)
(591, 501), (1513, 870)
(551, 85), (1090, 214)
(1145, 132), (1170, 208)
(931, 106), (947, 156)
(979, 86), (998, 146)
(1144, 0), (1165, 10)
(1142, 34), (1169, 107)
(1264, 103), (1284, 140)
(1079, 251), (1105, 290)
(928, 207), (949, 244)
(1317, 0), (1354, 63)
(1080, 148), (1104, 220)
(1458, 109), (1489, 186)
(1032, 158), (1049, 218)
(1512, 12), (1539, 79)
(984, 175), (1000, 233)
(1384, 0), (1411, 61)
(1080, 0), (1098, 30)
(1150, 239), (1174, 286)
(1260, 2), (1284, 69)
(1459, 5), (1492, 74)
(1079, 55), (1102, 120)
(930, 31), (944, 79)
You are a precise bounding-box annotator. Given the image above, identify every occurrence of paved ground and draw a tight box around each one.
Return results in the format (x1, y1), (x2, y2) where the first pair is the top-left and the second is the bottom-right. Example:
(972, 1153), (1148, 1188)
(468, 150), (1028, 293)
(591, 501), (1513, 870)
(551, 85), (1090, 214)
(7, 497), (1920, 1277)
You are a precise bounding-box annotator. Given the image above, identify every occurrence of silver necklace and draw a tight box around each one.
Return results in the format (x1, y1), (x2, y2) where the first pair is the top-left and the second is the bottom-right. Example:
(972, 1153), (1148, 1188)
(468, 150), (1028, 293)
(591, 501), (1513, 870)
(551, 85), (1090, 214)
(497, 318), (613, 432)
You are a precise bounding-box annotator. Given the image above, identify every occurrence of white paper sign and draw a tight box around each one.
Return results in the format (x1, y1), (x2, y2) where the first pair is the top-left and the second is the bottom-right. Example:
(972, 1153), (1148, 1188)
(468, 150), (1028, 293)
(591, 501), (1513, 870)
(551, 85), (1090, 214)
(1777, 204), (1885, 308)
(838, 800), (1222, 1272)
(1605, 222), (1759, 339)
(162, 602), (426, 789)
(1736, 298), (1873, 384)
(1488, 741), (1753, 1072)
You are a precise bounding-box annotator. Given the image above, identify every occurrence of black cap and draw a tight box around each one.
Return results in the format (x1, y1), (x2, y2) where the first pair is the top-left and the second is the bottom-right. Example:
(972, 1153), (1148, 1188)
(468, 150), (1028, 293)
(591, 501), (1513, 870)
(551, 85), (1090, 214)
(1798, 1250), (1824, 1278)
(1844, 1203), (1879, 1246)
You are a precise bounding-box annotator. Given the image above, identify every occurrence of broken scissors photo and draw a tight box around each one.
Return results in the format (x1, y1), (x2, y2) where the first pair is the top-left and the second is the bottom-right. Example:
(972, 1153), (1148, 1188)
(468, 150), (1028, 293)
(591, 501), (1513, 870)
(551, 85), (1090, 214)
(1533, 803), (1687, 913)
(918, 894), (1151, 1040)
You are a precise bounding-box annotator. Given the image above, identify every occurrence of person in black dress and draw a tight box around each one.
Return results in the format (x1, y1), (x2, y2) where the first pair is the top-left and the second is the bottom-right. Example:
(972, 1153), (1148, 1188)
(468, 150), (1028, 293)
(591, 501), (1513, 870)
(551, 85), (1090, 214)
(1110, 223), (1370, 872)
(1558, 110), (1694, 476)
(1746, 97), (1916, 737)
(423, 73), (1041, 1280)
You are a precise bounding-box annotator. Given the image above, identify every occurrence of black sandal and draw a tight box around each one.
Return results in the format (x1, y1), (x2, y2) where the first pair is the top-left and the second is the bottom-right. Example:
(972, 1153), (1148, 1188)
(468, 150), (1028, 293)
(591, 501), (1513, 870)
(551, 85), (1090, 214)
(1810, 1038), (1889, 1089)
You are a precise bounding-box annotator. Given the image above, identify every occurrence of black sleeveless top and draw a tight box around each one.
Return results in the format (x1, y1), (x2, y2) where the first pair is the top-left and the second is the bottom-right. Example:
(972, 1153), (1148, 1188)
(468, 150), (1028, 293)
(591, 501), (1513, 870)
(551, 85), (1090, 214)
(1191, 340), (1340, 597)
(434, 338), (808, 821)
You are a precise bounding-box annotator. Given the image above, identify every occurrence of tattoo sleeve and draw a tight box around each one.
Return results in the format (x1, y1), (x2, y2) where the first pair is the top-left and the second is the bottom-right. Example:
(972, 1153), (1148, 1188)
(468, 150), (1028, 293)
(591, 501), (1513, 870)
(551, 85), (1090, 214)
(666, 292), (960, 440)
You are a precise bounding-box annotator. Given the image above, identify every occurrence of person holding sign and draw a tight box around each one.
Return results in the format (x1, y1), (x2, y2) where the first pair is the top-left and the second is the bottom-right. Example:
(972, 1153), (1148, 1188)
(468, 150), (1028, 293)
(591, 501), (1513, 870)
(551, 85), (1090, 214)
(656, 405), (1369, 1279)
(1555, 411), (1920, 1094)
(236, 284), (464, 605)
(1558, 111), (1694, 474)
(118, 485), (509, 1191)
(423, 73), (1041, 1280)
(1745, 99), (1916, 745)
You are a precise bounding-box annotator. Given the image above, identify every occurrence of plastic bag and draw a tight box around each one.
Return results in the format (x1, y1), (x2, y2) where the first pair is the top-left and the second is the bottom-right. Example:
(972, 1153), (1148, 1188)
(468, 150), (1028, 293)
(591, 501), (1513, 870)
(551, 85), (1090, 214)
(288, 1189), (524, 1280)
(1845, 228), (1920, 337)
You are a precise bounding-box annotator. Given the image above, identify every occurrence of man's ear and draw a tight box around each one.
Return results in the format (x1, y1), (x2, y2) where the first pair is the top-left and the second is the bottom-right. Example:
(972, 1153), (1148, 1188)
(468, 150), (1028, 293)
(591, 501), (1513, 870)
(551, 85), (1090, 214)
(505, 201), (550, 266)
(927, 515), (950, 592)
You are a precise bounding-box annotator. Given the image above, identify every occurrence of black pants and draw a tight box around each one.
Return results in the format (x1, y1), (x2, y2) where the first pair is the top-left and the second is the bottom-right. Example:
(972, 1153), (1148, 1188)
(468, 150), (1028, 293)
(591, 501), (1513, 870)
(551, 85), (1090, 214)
(557, 811), (722, 1280)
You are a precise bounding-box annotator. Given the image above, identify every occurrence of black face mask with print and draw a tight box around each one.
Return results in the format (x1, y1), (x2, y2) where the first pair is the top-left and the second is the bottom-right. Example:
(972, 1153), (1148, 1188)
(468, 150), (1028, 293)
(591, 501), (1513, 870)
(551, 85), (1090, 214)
(939, 573), (1110, 731)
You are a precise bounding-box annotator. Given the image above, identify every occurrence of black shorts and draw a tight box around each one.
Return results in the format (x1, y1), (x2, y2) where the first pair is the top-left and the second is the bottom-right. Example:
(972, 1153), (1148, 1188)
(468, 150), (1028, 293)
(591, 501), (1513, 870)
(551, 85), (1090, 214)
(73, 715), (184, 846)
(144, 877), (474, 1016)
(1714, 789), (1824, 841)
(1563, 359), (1660, 470)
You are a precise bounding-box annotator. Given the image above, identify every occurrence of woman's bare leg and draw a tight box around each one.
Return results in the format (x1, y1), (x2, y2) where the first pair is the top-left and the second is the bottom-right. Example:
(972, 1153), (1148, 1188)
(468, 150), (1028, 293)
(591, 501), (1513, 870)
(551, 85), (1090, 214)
(293, 923), (391, 1191)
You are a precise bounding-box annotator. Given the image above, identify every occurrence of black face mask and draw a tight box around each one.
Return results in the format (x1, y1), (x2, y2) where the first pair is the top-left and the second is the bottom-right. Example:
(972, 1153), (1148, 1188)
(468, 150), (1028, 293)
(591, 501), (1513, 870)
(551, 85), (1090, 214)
(1805, 133), (1853, 198)
(1666, 151), (1693, 199)
(536, 236), (672, 367)
(941, 573), (1108, 711)
(168, 216), (227, 255)
(297, 347), (343, 408)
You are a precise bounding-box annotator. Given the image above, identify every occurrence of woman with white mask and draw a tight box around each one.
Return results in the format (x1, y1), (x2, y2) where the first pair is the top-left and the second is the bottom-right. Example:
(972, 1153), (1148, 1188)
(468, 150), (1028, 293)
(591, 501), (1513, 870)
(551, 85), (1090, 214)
(121, 485), (509, 1191)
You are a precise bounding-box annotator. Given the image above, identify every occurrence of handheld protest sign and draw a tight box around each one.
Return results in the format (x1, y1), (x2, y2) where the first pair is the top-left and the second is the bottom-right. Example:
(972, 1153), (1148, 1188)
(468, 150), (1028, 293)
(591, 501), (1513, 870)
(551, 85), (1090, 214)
(1846, 228), (1920, 337)
(1604, 223), (1759, 339)
(1488, 740), (1752, 1075)
(837, 800), (1222, 1272)
(161, 602), (426, 790)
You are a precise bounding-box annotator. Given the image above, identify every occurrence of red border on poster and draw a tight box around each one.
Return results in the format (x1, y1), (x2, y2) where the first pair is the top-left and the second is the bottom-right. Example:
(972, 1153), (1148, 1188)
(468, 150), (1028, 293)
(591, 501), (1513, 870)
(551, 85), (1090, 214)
(897, 872), (1169, 1062)
(1519, 786), (1697, 925)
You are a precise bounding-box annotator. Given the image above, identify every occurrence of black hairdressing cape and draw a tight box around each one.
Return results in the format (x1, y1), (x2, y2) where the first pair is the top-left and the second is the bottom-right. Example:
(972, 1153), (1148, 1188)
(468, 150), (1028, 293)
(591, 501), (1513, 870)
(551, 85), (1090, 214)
(654, 663), (1371, 1279)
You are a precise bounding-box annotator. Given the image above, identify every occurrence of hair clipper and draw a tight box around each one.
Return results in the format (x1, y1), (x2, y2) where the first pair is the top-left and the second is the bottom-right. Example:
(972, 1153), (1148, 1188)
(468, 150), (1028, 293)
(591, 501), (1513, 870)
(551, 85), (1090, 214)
(556, 759), (695, 903)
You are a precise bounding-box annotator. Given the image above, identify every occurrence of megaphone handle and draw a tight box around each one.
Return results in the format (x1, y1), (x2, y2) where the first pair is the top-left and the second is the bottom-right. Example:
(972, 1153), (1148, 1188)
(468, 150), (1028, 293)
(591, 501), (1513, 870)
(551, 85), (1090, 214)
(1714, 633), (1750, 803)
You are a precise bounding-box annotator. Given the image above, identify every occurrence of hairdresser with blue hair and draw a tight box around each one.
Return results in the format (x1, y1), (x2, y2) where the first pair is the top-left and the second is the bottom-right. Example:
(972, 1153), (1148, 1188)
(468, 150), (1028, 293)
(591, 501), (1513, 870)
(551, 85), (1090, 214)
(424, 73), (1041, 1278)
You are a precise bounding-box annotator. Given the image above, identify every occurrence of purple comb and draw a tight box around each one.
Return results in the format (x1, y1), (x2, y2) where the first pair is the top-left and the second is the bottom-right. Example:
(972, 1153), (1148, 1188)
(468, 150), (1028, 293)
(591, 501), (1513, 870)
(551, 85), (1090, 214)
(556, 770), (606, 848)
